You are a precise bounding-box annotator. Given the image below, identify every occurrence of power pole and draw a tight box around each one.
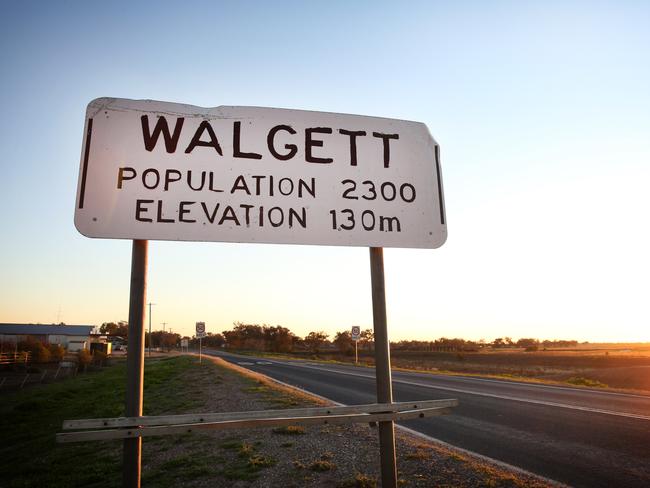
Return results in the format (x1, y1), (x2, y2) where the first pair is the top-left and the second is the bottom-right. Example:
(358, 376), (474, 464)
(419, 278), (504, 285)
(161, 322), (167, 333)
(147, 302), (155, 357)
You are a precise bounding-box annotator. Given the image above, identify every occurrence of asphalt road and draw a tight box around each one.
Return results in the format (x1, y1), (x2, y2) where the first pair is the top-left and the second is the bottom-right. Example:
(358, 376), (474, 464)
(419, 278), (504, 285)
(205, 350), (650, 487)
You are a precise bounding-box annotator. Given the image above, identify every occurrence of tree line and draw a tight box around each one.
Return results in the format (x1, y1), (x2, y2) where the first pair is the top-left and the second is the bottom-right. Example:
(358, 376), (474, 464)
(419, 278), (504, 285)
(100, 321), (578, 354)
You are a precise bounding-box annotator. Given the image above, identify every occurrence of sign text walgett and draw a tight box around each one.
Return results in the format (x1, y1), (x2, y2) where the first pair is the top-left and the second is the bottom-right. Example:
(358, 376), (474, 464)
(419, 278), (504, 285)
(75, 98), (446, 248)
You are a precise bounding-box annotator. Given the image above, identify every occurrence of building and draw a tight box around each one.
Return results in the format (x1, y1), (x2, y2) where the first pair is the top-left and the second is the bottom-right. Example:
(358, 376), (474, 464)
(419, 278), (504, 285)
(0, 323), (99, 352)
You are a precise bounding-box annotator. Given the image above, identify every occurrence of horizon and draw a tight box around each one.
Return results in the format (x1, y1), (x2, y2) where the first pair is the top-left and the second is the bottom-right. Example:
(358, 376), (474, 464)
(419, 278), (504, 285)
(6, 321), (650, 346)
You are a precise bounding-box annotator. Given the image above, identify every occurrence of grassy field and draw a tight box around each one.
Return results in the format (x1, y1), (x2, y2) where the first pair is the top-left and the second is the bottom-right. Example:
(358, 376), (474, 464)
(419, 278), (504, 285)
(0, 355), (308, 488)
(388, 344), (650, 391)
(0, 354), (552, 488)
(235, 343), (650, 392)
(0, 356), (206, 488)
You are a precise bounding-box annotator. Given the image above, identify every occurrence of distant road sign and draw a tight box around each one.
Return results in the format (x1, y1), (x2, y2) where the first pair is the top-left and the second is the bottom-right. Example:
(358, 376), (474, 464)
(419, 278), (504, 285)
(181, 338), (189, 348)
(195, 322), (206, 338)
(75, 97), (446, 249)
(351, 326), (361, 341)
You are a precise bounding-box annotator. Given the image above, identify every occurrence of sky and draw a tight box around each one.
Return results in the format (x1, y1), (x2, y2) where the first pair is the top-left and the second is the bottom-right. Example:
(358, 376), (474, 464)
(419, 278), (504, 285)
(1, 1), (648, 342)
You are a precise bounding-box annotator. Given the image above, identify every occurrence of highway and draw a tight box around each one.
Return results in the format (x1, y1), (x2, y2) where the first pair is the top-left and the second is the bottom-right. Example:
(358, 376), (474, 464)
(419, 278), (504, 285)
(206, 349), (650, 487)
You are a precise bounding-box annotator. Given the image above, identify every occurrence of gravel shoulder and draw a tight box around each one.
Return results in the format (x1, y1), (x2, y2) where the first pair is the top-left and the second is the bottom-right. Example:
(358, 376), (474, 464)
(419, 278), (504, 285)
(141, 354), (557, 487)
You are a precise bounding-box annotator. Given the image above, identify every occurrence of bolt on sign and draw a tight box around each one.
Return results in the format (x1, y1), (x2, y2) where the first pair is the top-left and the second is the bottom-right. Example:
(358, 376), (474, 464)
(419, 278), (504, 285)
(74, 98), (446, 249)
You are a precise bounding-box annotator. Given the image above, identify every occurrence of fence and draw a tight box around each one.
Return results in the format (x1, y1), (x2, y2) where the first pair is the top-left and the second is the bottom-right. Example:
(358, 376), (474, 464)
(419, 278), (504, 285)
(0, 351), (31, 365)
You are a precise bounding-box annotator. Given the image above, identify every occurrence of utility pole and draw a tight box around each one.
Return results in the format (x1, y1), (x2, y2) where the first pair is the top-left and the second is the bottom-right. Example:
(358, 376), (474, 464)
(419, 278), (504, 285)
(147, 302), (155, 357)
(161, 322), (167, 333)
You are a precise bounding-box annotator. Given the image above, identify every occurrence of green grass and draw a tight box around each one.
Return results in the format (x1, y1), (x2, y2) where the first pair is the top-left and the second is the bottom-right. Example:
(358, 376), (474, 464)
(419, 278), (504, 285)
(0, 356), (203, 488)
(218, 437), (276, 480)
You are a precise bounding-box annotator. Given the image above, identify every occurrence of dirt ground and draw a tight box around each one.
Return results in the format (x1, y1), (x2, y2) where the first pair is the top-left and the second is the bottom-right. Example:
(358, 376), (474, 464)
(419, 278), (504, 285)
(140, 354), (557, 487)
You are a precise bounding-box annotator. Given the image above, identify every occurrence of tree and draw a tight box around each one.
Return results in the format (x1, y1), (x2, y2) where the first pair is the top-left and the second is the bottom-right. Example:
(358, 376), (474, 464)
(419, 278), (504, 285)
(263, 326), (295, 353)
(222, 322), (265, 350)
(202, 333), (225, 349)
(149, 331), (181, 351)
(516, 338), (539, 348)
(100, 321), (128, 338)
(333, 330), (354, 355)
(360, 329), (374, 352)
(304, 331), (329, 354)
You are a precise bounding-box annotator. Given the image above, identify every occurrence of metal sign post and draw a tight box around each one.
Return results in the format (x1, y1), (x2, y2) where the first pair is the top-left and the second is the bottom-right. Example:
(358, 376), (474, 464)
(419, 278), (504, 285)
(196, 322), (206, 363)
(369, 247), (397, 488)
(123, 240), (147, 488)
(73, 97), (449, 488)
(351, 325), (360, 365)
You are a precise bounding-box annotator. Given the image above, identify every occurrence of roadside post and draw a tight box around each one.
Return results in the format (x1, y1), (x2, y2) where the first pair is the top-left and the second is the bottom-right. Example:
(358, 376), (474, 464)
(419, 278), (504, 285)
(351, 325), (361, 364)
(196, 322), (206, 363)
(72, 98), (447, 488)
(123, 240), (147, 488)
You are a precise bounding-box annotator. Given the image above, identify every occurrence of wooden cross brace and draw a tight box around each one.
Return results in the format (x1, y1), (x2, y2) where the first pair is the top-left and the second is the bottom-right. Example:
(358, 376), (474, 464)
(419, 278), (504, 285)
(57, 399), (458, 443)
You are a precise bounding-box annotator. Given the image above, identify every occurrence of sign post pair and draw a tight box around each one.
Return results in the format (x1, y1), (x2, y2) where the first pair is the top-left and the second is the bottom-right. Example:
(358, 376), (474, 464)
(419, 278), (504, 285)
(75, 97), (447, 488)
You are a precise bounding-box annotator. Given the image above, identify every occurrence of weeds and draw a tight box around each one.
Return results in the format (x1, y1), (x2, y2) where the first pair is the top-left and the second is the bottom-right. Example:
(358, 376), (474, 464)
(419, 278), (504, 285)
(566, 377), (607, 388)
(309, 459), (336, 471)
(273, 425), (306, 435)
(337, 473), (377, 488)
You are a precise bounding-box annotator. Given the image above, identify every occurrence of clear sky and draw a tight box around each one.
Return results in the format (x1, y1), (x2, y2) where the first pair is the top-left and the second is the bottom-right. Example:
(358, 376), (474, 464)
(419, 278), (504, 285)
(1, 1), (648, 342)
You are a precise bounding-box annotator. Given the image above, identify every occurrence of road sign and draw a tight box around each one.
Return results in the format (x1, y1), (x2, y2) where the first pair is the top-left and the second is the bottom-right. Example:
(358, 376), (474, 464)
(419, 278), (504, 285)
(180, 338), (189, 348)
(195, 322), (206, 338)
(75, 97), (446, 249)
(351, 326), (361, 341)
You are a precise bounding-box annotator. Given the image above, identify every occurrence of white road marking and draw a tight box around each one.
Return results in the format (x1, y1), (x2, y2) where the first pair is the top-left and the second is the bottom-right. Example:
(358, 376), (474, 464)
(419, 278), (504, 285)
(237, 362), (254, 365)
(252, 358), (650, 422)
(401, 371), (650, 400)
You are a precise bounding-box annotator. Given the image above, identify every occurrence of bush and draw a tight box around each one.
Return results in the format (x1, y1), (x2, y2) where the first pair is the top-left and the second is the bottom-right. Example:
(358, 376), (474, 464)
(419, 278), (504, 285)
(33, 343), (51, 363)
(48, 344), (65, 362)
(93, 351), (107, 365)
(77, 349), (92, 369)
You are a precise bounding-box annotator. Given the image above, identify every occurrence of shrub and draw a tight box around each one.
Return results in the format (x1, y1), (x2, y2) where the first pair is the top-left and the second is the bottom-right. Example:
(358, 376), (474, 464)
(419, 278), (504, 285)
(48, 344), (65, 362)
(33, 343), (51, 363)
(93, 350), (107, 365)
(77, 349), (92, 369)
(337, 474), (377, 488)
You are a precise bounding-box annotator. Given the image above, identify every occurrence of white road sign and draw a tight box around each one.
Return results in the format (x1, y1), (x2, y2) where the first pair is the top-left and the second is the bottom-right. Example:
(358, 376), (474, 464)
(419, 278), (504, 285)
(75, 98), (447, 249)
(195, 322), (206, 338)
(351, 326), (361, 341)
(181, 338), (189, 348)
